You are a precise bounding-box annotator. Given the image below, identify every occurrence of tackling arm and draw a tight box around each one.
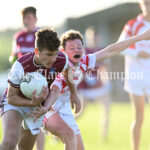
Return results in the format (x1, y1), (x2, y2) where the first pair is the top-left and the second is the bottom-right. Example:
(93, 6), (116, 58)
(95, 28), (150, 62)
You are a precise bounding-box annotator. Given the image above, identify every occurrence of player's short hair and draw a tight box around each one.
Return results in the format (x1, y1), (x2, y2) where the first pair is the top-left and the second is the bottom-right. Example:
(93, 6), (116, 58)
(61, 30), (84, 49)
(21, 6), (37, 17)
(35, 27), (60, 52)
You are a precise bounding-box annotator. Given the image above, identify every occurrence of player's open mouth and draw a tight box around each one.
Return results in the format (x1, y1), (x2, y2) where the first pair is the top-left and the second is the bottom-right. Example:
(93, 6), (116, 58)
(73, 54), (81, 58)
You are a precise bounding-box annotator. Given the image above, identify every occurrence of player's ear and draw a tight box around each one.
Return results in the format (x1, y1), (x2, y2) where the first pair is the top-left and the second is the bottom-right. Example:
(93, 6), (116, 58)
(34, 48), (38, 55)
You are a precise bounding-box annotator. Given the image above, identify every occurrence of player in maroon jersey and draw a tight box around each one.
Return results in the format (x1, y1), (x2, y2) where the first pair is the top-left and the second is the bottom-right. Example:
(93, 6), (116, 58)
(9, 6), (38, 64)
(8, 6), (45, 150)
(0, 27), (80, 150)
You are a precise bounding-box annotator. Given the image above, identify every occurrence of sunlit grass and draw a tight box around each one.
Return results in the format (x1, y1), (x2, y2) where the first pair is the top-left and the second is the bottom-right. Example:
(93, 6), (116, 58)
(1, 102), (149, 150)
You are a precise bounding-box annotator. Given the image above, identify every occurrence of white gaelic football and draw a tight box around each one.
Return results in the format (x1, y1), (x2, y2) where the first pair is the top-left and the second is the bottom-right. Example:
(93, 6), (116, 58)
(20, 72), (48, 99)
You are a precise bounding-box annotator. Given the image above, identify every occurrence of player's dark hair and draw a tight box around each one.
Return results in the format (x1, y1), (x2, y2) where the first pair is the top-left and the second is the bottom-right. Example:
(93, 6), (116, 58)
(61, 30), (84, 49)
(35, 27), (60, 52)
(21, 6), (37, 17)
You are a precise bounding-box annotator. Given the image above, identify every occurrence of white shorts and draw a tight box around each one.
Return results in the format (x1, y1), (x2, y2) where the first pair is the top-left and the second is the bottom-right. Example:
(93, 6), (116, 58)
(44, 111), (80, 135)
(124, 79), (150, 96)
(2, 101), (44, 135)
(59, 113), (80, 135)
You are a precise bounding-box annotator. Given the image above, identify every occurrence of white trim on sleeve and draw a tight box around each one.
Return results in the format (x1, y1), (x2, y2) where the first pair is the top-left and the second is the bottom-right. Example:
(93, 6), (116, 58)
(8, 61), (24, 86)
(51, 80), (62, 92)
(62, 53), (69, 72)
(88, 54), (96, 69)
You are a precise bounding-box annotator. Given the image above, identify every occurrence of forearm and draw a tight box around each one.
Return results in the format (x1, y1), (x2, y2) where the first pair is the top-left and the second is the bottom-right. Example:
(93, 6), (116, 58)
(43, 85), (60, 110)
(95, 34), (145, 62)
(7, 95), (33, 107)
(64, 67), (77, 95)
(109, 35), (143, 54)
(67, 80), (77, 95)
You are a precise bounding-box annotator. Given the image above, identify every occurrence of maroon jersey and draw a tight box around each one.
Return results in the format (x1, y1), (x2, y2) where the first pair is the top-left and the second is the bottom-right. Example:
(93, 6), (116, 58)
(11, 28), (39, 58)
(0, 51), (67, 109)
(8, 52), (67, 88)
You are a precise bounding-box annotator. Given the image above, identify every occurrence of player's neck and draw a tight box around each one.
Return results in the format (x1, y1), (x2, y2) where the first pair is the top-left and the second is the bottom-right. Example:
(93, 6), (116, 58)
(34, 55), (42, 66)
(26, 26), (37, 32)
(69, 59), (79, 66)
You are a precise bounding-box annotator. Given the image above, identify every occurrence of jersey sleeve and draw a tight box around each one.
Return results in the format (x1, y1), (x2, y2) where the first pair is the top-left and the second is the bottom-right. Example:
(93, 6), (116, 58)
(80, 54), (96, 72)
(118, 20), (138, 57)
(8, 61), (24, 88)
(62, 53), (69, 71)
(51, 73), (66, 92)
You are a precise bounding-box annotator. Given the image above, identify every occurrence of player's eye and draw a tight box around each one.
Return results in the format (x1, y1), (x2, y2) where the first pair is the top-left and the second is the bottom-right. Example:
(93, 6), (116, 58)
(70, 48), (74, 51)
(47, 54), (53, 56)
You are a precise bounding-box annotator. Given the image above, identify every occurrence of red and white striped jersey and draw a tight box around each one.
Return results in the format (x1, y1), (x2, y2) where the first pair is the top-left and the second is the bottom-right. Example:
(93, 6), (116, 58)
(119, 14), (150, 73)
(51, 54), (96, 94)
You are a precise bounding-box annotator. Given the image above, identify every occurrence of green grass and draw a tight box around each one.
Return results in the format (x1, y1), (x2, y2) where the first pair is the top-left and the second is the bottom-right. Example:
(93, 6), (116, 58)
(0, 102), (150, 150)
(0, 35), (12, 71)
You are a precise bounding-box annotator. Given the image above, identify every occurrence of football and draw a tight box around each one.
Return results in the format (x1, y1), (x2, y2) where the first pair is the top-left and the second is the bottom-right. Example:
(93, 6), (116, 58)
(20, 72), (48, 99)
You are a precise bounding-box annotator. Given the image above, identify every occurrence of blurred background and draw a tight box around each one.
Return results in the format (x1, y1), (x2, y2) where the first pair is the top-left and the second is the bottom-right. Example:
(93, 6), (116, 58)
(0, 0), (140, 100)
(0, 0), (150, 150)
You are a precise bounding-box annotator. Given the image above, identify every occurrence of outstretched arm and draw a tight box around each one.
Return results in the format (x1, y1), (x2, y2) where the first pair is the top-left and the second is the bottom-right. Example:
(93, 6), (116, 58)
(95, 29), (150, 62)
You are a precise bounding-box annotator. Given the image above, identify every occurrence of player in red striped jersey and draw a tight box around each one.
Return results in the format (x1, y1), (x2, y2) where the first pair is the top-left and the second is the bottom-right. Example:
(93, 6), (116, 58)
(119, 1), (150, 150)
(30, 28), (150, 150)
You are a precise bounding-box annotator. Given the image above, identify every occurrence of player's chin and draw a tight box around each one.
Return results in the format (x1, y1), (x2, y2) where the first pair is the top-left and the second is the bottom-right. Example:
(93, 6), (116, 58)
(44, 63), (53, 68)
(72, 58), (81, 63)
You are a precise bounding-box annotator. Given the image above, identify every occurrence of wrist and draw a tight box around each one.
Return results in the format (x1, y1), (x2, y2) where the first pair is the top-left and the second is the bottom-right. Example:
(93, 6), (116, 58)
(71, 91), (78, 96)
(44, 106), (49, 112)
(30, 100), (37, 107)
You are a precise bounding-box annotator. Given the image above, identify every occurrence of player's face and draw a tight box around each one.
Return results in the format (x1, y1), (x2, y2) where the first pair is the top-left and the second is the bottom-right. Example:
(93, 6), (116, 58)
(23, 13), (37, 31)
(64, 39), (84, 65)
(37, 49), (58, 68)
(139, 0), (150, 15)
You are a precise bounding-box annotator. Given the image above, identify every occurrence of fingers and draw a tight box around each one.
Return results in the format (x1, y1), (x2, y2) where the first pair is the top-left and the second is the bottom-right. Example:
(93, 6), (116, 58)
(75, 102), (81, 114)
(46, 87), (49, 95)
(71, 101), (74, 109)
(39, 86), (46, 97)
(39, 86), (49, 100)
(75, 106), (79, 114)
(28, 111), (41, 118)
(32, 90), (37, 98)
(35, 106), (42, 111)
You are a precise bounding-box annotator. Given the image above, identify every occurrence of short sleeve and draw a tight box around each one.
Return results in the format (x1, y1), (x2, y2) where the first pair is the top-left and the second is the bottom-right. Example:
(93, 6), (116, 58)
(87, 54), (96, 69)
(51, 73), (65, 92)
(118, 20), (138, 57)
(62, 53), (69, 71)
(80, 54), (96, 72)
(8, 61), (24, 88)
